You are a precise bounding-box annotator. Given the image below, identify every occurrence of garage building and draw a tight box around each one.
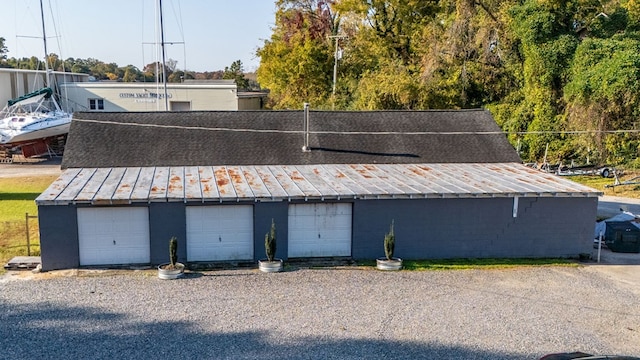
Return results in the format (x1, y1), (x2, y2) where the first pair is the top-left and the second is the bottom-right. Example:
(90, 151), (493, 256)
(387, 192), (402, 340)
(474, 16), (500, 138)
(36, 109), (601, 270)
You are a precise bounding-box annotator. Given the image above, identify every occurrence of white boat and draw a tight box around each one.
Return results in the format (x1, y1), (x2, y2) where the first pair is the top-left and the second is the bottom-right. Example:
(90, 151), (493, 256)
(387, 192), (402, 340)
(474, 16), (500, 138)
(0, 0), (72, 153)
(0, 87), (71, 145)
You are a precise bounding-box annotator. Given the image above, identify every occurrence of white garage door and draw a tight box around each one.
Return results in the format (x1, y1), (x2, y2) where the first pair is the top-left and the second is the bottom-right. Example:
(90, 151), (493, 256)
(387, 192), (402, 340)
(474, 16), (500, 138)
(288, 203), (352, 257)
(186, 205), (254, 261)
(77, 207), (150, 266)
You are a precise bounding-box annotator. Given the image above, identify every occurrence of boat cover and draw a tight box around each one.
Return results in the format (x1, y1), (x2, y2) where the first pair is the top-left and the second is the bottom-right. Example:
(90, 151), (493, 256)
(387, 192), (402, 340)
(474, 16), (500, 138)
(7, 87), (53, 106)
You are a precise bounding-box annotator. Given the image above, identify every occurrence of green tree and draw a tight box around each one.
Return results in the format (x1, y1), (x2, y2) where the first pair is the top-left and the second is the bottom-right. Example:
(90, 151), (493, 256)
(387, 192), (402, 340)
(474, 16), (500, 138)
(488, 0), (580, 162)
(335, 0), (439, 109)
(564, 34), (640, 163)
(223, 60), (250, 89)
(143, 59), (178, 83)
(0, 37), (7, 60)
(257, 0), (338, 108)
(122, 65), (141, 82)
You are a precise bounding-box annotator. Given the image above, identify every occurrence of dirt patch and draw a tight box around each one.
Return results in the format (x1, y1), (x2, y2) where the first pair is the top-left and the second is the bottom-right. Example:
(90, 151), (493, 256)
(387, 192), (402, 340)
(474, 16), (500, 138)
(0, 158), (62, 178)
(0, 267), (157, 282)
(583, 265), (640, 296)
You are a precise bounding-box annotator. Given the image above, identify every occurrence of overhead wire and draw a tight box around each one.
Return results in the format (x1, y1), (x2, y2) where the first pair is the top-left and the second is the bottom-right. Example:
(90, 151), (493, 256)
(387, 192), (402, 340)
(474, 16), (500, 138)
(71, 118), (640, 136)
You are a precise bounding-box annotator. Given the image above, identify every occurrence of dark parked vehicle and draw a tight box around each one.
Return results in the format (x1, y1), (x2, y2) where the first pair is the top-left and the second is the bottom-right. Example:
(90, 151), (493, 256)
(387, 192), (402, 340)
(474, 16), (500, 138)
(540, 353), (640, 360)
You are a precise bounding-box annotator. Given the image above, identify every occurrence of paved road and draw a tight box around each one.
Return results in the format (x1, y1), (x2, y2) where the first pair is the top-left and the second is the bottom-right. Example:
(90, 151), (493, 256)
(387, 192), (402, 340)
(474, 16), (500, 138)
(598, 195), (640, 218)
(0, 158), (62, 178)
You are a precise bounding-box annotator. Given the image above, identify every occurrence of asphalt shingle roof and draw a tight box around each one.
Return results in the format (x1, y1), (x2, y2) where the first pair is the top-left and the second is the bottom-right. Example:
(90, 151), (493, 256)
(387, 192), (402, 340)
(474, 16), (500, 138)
(61, 109), (521, 169)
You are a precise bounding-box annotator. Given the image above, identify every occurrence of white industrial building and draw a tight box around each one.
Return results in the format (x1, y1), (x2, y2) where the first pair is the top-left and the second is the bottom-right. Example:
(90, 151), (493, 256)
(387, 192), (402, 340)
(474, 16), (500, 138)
(61, 80), (266, 112)
(1, 69), (266, 112)
(0, 68), (89, 110)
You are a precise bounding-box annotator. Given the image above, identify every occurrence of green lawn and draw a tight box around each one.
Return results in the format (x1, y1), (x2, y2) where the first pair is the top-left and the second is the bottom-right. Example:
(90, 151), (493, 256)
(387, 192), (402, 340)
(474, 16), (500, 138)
(568, 172), (640, 198)
(357, 258), (578, 270)
(0, 176), (57, 220)
(0, 175), (57, 273)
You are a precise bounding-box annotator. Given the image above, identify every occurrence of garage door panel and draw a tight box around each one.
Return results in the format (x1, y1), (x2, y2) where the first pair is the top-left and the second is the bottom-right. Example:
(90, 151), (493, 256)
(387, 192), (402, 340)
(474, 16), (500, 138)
(81, 246), (148, 265)
(78, 207), (150, 266)
(288, 203), (352, 257)
(186, 206), (254, 261)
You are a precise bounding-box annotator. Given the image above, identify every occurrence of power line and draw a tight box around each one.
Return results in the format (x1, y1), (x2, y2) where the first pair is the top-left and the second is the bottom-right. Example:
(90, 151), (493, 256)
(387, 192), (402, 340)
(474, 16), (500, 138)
(72, 118), (640, 135)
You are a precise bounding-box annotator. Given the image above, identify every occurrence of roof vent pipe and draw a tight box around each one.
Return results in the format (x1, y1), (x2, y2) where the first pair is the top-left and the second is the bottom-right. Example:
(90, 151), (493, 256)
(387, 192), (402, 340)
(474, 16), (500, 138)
(302, 102), (310, 152)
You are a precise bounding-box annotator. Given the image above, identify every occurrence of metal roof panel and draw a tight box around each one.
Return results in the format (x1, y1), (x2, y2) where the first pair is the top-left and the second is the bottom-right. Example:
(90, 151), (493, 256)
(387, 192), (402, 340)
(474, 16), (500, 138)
(148, 167), (169, 201)
(93, 167), (126, 203)
(36, 163), (602, 205)
(183, 166), (202, 201)
(112, 167), (141, 202)
(198, 166), (219, 200)
(130, 167), (154, 201)
(75, 168), (112, 203)
(35, 168), (83, 204)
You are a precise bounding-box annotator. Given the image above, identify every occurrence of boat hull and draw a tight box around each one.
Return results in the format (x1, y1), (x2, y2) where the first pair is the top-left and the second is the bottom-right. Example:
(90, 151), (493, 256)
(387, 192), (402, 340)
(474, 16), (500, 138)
(0, 116), (71, 145)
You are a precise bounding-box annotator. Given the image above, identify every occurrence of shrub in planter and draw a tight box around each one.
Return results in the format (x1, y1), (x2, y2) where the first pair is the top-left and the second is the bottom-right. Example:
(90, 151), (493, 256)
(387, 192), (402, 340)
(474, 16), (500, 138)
(384, 220), (395, 260)
(265, 219), (276, 262)
(377, 220), (403, 271)
(158, 236), (185, 279)
(259, 219), (283, 273)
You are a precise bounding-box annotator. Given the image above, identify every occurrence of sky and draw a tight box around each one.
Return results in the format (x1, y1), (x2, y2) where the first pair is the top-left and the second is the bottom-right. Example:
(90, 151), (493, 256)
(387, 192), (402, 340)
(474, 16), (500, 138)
(0, 0), (276, 72)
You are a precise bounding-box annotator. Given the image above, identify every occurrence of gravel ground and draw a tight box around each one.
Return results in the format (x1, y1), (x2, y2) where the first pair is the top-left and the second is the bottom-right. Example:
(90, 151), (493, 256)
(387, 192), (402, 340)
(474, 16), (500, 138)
(1, 161), (639, 358)
(1, 265), (639, 359)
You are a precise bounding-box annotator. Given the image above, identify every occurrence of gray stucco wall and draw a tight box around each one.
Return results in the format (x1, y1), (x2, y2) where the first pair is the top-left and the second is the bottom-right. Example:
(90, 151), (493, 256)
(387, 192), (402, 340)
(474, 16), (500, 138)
(253, 202), (289, 261)
(149, 202), (291, 264)
(351, 197), (598, 260)
(38, 196), (598, 270)
(149, 203), (187, 265)
(38, 205), (79, 270)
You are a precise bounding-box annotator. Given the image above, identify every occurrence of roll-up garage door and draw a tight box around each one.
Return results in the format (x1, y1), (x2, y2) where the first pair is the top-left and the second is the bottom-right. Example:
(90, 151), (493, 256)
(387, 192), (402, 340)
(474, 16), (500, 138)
(186, 205), (254, 261)
(288, 203), (352, 257)
(77, 207), (150, 266)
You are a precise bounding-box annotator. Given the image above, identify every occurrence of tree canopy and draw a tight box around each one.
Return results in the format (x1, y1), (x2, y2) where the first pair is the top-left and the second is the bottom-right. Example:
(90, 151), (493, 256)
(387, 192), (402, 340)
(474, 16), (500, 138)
(223, 60), (250, 90)
(0, 39), (251, 86)
(256, 0), (640, 165)
(0, 37), (7, 61)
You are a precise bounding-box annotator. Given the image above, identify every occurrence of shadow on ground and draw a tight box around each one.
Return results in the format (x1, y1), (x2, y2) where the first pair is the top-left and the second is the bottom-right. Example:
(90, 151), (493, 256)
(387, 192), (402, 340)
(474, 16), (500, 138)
(0, 301), (527, 360)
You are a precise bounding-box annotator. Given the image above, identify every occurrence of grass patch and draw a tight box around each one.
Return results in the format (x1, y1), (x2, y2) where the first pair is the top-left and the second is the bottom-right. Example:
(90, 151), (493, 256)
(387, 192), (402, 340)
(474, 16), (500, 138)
(0, 175), (57, 274)
(0, 176), (57, 221)
(567, 172), (640, 198)
(358, 258), (577, 270)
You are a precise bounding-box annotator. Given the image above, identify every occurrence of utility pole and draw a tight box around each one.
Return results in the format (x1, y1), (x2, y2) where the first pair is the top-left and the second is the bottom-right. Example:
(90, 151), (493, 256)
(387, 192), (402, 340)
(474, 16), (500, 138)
(159, 0), (169, 111)
(329, 35), (346, 109)
(39, 0), (50, 88)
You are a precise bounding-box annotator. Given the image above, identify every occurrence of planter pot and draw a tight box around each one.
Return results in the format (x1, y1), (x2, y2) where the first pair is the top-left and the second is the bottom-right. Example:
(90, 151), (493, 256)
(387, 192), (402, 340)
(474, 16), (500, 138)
(158, 262), (185, 279)
(376, 257), (403, 271)
(258, 259), (284, 273)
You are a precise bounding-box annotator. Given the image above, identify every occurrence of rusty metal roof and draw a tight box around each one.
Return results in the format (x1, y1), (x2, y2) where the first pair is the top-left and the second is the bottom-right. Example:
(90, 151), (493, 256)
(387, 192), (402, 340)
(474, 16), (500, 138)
(35, 163), (601, 205)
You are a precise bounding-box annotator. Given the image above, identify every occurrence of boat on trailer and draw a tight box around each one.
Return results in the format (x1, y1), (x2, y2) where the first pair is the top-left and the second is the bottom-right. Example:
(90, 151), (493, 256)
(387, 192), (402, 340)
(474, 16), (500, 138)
(0, 87), (71, 146)
(0, 0), (72, 158)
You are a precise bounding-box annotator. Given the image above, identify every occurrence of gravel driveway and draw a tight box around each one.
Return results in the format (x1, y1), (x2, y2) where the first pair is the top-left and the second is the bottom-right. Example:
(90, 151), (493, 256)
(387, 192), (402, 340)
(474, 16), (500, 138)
(1, 162), (639, 358)
(1, 265), (639, 359)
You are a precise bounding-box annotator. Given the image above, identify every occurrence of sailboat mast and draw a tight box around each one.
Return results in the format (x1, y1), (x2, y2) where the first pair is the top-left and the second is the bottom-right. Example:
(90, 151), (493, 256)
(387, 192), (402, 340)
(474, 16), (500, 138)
(39, 0), (51, 88)
(159, 0), (169, 111)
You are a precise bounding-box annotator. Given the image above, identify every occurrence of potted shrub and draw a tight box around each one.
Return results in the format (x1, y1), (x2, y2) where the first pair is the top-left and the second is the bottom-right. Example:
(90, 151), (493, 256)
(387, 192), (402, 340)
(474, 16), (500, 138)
(258, 219), (284, 273)
(158, 236), (185, 279)
(376, 220), (403, 271)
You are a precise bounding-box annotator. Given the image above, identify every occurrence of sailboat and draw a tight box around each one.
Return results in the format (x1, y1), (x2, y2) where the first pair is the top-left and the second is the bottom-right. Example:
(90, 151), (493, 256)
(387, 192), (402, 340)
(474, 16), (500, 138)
(0, 0), (72, 156)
